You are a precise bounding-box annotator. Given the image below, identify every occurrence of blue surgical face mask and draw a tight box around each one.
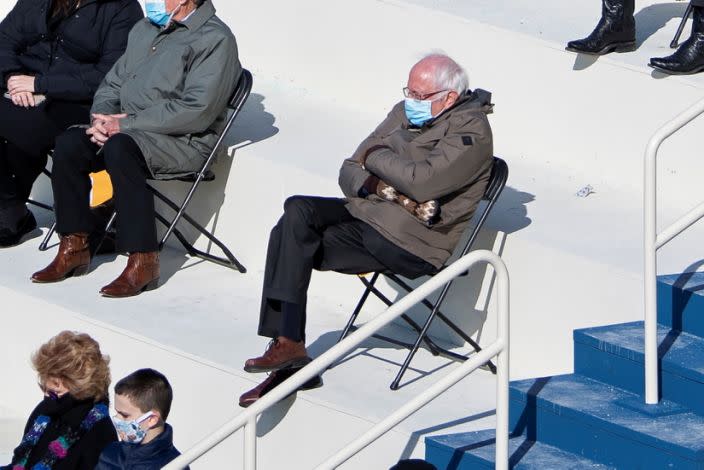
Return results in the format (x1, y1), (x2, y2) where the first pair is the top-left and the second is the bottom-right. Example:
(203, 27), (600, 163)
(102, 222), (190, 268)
(112, 411), (154, 444)
(145, 1), (173, 27)
(404, 98), (434, 127)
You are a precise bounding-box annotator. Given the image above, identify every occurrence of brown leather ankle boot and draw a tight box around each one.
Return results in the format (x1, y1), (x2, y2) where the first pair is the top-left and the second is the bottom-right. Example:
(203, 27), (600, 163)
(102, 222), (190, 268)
(100, 251), (159, 298)
(31, 233), (90, 283)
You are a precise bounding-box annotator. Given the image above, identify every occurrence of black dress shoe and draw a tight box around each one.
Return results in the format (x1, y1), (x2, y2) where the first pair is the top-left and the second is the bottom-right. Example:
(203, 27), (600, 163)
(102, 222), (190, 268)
(239, 366), (323, 408)
(0, 210), (36, 248)
(649, 6), (704, 75)
(566, 0), (636, 55)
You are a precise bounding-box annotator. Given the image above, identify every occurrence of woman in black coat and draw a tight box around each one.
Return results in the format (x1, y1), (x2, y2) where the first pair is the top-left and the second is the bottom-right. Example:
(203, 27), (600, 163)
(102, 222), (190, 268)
(2, 331), (117, 469)
(0, 0), (143, 247)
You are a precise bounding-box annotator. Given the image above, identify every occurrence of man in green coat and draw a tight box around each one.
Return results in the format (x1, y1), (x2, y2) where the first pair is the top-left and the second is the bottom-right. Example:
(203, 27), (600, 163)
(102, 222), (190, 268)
(239, 54), (494, 407)
(32, 0), (241, 297)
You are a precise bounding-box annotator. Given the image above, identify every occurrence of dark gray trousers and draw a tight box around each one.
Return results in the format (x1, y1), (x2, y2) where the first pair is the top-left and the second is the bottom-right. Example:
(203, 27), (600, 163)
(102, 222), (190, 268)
(258, 196), (436, 342)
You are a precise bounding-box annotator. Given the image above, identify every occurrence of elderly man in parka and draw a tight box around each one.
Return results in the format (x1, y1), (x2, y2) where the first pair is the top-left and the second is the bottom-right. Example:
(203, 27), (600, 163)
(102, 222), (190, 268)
(31, 0), (240, 297)
(238, 53), (495, 407)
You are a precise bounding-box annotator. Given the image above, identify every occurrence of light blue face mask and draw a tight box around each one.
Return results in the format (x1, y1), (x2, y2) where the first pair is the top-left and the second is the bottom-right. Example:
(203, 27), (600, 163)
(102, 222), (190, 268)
(145, 1), (172, 27)
(112, 411), (153, 444)
(404, 98), (434, 127)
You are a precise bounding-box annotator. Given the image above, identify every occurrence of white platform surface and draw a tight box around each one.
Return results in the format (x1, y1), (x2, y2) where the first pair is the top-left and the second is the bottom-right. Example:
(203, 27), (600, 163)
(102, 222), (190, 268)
(1, 0), (704, 468)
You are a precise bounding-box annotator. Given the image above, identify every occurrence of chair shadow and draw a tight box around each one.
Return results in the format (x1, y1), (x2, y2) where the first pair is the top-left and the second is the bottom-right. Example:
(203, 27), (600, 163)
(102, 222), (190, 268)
(149, 93), (279, 279)
(572, 2), (686, 71)
(304, 186), (534, 389)
(387, 186), (533, 352)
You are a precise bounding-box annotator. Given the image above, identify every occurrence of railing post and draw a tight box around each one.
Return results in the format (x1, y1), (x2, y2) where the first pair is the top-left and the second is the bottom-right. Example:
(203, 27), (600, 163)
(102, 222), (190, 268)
(644, 137), (659, 405)
(642, 96), (704, 405)
(244, 416), (257, 470)
(494, 259), (510, 470)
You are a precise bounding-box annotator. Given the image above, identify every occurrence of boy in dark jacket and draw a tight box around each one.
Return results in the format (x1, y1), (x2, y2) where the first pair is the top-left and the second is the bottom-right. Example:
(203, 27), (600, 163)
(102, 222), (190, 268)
(96, 369), (189, 470)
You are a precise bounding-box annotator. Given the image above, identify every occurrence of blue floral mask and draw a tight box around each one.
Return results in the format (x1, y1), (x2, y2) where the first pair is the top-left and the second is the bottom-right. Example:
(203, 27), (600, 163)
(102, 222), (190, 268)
(112, 411), (154, 444)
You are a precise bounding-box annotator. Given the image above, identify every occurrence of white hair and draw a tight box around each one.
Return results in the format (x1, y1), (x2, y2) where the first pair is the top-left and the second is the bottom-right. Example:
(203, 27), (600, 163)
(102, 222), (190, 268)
(421, 52), (470, 95)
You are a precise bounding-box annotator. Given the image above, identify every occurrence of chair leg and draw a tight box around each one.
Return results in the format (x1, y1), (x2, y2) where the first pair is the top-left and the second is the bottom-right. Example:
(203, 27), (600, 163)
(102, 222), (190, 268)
(91, 211), (117, 256)
(150, 188), (247, 273)
(671, 2), (694, 48)
(38, 222), (57, 251)
(338, 273), (380, 343)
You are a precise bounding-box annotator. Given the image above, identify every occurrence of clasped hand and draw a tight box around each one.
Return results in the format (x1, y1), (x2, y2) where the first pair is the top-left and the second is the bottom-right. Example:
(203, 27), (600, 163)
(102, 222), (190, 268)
(6, 75), (37, 108)
(87, 113), (127, 147)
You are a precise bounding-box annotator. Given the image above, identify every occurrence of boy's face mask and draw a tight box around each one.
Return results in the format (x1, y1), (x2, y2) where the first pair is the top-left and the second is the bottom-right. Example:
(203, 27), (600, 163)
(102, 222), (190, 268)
(112, 411), (154, 444)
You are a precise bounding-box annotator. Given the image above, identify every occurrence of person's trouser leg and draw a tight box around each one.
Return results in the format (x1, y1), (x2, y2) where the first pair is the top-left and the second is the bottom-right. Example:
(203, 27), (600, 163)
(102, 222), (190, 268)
(52, 128), (103, 235)
(258, 196), (366, 341)
(258, 196), (436, 342)
(101, 134), (157, 253)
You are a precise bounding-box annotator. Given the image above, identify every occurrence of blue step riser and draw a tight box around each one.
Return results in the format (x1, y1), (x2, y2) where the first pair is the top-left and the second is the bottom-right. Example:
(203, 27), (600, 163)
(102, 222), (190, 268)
(574, 340), (704, 416)
(508, 395), (702, 469)
(425, 444), (492, 470)
(658, 279), (704, 338)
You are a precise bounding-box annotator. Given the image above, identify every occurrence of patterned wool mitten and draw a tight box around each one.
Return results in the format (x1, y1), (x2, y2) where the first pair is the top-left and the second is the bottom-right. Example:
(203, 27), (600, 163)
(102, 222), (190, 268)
(375, 181), (439, 225)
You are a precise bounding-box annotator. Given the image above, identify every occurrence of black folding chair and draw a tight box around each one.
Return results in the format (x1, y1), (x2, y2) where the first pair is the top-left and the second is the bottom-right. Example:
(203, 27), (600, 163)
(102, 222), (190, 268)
(337, 156), (509, 390)
(671, 1), (694, 49)
(26, 167), (54, 213)
(42, 68), (253, 272)
(101, 68), (253, 272)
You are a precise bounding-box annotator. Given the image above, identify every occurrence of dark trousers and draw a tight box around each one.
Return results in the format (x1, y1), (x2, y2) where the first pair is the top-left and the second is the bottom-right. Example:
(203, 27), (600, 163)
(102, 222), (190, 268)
(0, 98), (88, 216)
(52, 128), (157, 253)
(693, 1), (704, 8)
(258, 196), (436, 342)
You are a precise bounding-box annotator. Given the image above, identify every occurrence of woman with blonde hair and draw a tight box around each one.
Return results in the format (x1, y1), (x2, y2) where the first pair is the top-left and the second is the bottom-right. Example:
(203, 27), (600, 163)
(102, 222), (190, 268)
(2, 331), (117, 469)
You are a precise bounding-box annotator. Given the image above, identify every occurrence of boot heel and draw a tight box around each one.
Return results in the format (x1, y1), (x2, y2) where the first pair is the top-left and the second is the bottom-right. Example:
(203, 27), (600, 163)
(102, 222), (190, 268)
(72, 264), (90, 277)
(143, 278), (160, 292)
(615, 41), (636, 53)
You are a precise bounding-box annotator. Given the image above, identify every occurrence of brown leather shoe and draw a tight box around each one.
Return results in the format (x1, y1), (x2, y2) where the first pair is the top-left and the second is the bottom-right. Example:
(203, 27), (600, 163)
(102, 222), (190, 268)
(100, 251), (159, 298)
(31, 233), (90, 283)
(244, 338), (310, 373)
(239, 365), (323, 408)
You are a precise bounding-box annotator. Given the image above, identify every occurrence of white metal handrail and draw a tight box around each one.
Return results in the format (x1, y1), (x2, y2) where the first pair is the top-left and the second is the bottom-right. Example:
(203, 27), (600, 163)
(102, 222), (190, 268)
(644, 96), (704, 404)
(163, 250), (509, 470)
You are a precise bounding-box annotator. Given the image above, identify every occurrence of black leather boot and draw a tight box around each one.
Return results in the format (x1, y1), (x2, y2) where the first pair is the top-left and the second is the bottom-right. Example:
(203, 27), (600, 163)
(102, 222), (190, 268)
(566, 0), (636, 55)
(649, 6), (704, 75)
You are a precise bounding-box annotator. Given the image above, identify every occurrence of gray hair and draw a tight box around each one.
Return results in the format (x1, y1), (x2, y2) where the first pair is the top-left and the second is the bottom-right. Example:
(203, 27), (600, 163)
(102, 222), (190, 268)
(424, 53), (469, 95)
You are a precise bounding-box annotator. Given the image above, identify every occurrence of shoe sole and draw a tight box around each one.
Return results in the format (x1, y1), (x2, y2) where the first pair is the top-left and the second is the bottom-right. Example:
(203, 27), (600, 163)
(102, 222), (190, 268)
(31, 264), (91, 284)
(565, 41), (636, 56)
(648, 63), (704, 75)
(243, 356), (312, 374)
(238, 374), (324, 408)
(100, 278), (160, 298)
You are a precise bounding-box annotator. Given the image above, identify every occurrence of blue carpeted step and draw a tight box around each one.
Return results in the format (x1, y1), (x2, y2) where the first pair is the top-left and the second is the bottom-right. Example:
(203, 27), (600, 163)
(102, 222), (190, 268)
(425, 429), (616, 469)
(509, 374), (704, 468)
(658, 273), (704, 338)
(574, 320), (704, 414)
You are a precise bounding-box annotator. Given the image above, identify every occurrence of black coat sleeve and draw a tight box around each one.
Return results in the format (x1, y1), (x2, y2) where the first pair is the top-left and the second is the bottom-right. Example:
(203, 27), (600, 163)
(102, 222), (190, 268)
(0, 0), (31, 87)
(33, 2), (143, 100)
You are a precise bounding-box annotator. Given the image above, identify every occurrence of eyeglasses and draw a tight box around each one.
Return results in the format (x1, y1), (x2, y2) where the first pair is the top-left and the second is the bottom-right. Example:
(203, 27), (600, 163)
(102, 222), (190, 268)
(403, 87), (449, 101)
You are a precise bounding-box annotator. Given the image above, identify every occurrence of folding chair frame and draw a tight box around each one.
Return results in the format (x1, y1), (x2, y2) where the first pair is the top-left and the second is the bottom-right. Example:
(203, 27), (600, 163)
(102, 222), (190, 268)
(671, 1), (694, 49)
(338, 157), (509, 390)
(38, 68), (253, 274)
